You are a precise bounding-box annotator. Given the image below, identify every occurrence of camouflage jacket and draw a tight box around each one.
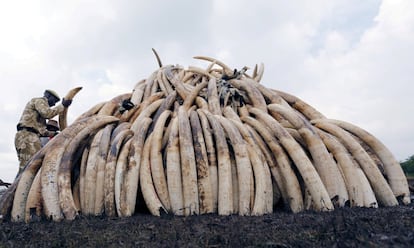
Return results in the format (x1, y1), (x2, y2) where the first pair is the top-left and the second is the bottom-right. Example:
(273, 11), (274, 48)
(17, 97), (64, 136)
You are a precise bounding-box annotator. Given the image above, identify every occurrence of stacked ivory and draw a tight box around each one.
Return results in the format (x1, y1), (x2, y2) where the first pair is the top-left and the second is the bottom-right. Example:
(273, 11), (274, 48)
(1, 55), (410, 222)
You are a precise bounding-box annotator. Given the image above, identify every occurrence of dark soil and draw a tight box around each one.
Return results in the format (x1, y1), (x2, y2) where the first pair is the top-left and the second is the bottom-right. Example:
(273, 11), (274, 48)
(1, 204), (414, 247)
(2, 180), (414, 247)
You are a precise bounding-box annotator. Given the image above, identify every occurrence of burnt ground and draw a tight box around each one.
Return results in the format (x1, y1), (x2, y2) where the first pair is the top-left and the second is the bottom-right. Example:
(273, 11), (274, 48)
(0, 203), (414, 247)
(1, 178), (414, 247)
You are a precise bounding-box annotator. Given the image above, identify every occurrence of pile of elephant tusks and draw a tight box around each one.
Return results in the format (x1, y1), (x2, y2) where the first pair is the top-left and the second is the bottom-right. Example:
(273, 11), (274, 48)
(0, 51), (410, 222)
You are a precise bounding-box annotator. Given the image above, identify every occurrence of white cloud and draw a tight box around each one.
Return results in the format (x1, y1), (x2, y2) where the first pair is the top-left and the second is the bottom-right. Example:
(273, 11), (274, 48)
(299, 0), (414, 161)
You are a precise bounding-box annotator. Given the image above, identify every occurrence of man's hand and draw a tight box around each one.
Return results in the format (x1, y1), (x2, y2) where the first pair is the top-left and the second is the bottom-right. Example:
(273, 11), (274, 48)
(62, 98), (72, 107)
(45, 130), (59, 137)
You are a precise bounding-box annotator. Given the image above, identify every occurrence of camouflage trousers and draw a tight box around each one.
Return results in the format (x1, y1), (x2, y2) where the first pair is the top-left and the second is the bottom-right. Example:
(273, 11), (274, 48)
(14, 130), (41, 176)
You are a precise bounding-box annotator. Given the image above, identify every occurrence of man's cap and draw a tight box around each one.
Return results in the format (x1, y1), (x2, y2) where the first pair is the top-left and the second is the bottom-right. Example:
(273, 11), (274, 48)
(46, 119), (60, 131)
(45, 89), (60, 101)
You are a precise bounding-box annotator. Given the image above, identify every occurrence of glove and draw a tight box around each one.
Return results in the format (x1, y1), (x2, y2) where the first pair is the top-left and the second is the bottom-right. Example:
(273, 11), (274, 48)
(119, 99), (135, 114)
(122, 99), (135, 111)
(45, 130), (59, 137)
(62, 98), (72, 107)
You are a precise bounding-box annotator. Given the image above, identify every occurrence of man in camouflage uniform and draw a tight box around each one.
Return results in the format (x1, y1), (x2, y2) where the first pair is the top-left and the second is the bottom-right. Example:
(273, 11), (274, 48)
(14, 89), (72, 177)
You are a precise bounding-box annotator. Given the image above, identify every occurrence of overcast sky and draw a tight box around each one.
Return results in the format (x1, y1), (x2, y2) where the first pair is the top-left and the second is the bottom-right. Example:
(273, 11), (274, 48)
(1, 0), (413, 182)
